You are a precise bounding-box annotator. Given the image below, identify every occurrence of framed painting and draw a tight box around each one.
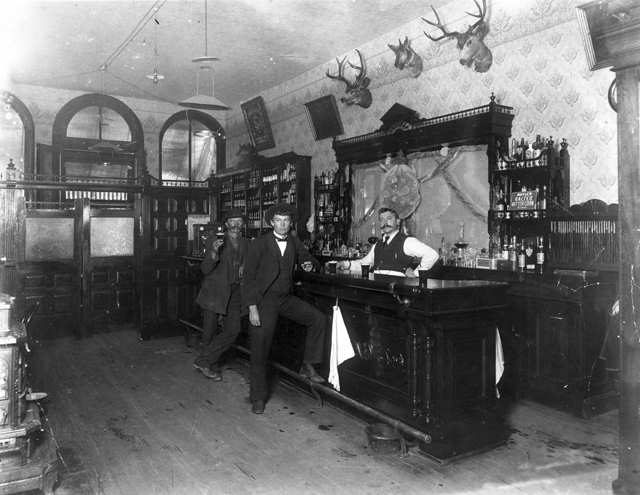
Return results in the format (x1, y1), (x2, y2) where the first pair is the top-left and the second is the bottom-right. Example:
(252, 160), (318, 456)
(241, 96), (275, 151)
(304, 94), (344, 141)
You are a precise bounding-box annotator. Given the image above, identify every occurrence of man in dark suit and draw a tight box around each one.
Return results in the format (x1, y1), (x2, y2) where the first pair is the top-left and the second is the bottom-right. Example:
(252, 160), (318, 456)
(242, 203), (327, 414)
(194, 209), (249, 381)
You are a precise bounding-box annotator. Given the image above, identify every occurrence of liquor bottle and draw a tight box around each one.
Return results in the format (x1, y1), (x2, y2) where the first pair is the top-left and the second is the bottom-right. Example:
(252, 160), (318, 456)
(536, 236), (545, 275)
(501, 234), (509, 261)
(524, 140), (532, 161)
(525, 241), (536, 271)
(517, 242), (526, 272)
(509, 235), (518, 270)
(495, 186), (505, 212)
(539, 185), (547, 211)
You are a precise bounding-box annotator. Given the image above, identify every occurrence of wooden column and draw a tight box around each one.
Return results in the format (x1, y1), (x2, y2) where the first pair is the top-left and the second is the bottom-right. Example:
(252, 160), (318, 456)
(575, 3), (640, 491)
(613, 65), (640, 495)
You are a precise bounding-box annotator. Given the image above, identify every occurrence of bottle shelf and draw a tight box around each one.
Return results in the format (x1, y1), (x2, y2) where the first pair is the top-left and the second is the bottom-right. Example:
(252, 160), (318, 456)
(489, 136), (569, 275)
(212, 152), (310, 239)
(496, 154), (549, 172)
(491, 209), (548, 220)
(315, 183), (339, 192)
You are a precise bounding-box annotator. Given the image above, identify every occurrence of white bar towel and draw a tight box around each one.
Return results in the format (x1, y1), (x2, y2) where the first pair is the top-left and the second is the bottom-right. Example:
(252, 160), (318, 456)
(495, 327), (505, 398)
(328, 303), (355, 392)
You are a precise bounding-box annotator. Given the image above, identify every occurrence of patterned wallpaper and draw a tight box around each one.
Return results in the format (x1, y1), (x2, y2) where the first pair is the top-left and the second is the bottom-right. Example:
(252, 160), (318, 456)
(225, 0), (617, 210)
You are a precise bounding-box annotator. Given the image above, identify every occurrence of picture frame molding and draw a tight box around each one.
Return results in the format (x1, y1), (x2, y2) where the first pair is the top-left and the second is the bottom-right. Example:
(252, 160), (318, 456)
(241, 96), (275, 151)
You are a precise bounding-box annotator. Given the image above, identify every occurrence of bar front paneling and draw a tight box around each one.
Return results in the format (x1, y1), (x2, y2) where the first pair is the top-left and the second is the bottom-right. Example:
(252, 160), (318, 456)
(293, 271), (509, 462)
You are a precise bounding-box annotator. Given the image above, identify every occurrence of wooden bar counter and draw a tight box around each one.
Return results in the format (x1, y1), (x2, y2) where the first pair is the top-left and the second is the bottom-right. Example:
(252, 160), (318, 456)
(290, 271), (509, 462)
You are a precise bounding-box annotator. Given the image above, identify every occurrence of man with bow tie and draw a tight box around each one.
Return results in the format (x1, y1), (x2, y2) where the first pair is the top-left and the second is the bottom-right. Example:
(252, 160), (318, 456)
(242, 203), (327, 414)
(346, 207), (439, 277)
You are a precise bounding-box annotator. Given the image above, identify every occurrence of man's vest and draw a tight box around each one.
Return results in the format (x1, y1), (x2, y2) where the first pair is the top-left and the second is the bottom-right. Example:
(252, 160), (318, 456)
(268, 238), (295, 295)
(373, 232), (413, 272)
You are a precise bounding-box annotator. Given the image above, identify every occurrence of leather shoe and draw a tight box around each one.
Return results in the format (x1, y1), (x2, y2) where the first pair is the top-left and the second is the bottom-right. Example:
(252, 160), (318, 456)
(252, 400), (265, 414)
(299, 363), (325, 384)
(193, 363), (222, 381)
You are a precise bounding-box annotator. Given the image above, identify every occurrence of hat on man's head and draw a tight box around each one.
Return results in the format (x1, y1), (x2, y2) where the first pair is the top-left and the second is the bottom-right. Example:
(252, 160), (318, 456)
(265, 203), (296, 224)
(223, 208), (247, 222)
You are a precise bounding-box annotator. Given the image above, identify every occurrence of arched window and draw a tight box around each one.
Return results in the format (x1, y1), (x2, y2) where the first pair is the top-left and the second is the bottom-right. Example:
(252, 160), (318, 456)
(51, 94), (144, 202)
(67, 105), (131, 141)
(0, 92), (34, 177)
(160, 110), (225, 184)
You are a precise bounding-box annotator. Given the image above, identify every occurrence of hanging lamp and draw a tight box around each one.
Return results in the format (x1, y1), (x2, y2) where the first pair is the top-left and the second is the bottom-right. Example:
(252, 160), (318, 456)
(146, 17), (165, 84)
(179, 0), (230, 111)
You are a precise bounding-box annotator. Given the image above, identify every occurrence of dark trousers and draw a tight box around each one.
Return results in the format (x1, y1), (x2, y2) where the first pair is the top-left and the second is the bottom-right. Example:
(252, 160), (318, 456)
(249, 293), (326, 402)
(195, 284), (242, 370)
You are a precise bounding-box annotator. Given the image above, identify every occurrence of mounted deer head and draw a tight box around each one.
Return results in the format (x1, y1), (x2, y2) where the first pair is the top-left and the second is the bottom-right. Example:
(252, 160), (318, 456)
(326, 49), (372, 108)
(388, 36), (423, 78)
(422, 0), (492, 73)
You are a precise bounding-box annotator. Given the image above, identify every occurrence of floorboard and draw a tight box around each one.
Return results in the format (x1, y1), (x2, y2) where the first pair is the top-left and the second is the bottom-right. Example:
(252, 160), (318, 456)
(28, 327), (618, 495)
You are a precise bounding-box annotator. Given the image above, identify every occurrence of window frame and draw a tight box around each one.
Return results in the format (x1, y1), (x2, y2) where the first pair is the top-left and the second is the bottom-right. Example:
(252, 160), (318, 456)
(52, 93), (145, 181)
(159, 110), (226, 185)
(1, 91), (35, 177)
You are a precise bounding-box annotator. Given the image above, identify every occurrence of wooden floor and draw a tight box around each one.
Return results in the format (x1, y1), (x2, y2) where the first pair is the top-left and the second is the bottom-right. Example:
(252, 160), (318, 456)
(29, 327), (618, 495)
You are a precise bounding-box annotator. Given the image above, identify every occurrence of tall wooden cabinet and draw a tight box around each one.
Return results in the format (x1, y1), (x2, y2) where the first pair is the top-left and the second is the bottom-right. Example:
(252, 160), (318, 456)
(215, 152), (311, 240)
(312, 168), (351, 253)
(488, 138), (570, 272)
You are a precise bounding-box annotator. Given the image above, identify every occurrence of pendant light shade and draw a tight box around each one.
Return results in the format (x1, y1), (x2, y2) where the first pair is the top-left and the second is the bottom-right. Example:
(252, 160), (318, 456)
(179, 1), (230, 111)
(179, 58), (229, 110)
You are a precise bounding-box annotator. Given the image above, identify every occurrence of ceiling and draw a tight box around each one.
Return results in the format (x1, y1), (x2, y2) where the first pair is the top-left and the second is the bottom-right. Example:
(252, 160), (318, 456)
(5, 0), (449, 109)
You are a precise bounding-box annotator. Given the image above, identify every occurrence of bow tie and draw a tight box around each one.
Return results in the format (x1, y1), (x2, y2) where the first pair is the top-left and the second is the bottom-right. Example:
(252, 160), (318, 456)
(274, 235), (288, 242)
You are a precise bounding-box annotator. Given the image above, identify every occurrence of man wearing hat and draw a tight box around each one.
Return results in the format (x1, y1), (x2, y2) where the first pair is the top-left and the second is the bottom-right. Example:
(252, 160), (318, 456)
(242, 203), (327, 414)
(193, 208), (249, 381)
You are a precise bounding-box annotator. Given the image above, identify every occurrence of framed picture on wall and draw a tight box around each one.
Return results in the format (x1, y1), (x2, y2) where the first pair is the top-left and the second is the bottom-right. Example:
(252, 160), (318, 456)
(241, 96), (275, 151)
(304, 94), (344, 141)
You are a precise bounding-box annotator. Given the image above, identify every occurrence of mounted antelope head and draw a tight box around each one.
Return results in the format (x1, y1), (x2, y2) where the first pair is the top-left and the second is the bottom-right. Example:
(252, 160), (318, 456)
(326, 49), (372, 108)
(388, 36), (423, 78)
(422, 0), (492, 73)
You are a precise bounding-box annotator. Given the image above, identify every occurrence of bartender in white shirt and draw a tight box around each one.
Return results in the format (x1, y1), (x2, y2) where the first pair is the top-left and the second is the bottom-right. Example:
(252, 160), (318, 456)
(342, 207), (439, 278)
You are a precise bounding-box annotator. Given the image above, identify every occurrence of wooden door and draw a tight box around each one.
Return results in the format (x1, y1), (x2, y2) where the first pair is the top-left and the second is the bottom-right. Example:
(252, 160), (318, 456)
(21, 206), (80, 340)
(20, 198), (142, 338)
(80, 200), (140, 333)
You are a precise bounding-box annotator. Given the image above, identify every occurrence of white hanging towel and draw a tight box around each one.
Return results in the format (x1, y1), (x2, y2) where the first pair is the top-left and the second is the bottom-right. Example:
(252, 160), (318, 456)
(328, 302), (356, 392)
(495, 327), (505, 398)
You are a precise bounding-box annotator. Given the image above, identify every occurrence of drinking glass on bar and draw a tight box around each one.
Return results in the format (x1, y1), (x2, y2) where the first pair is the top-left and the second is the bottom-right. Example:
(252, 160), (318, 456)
(327, 261), (337, 274)
(361, 264), (370, 278)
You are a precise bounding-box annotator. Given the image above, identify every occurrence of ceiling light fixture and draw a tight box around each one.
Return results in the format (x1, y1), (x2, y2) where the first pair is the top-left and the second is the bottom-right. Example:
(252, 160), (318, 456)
(146, 17), (165, 84)
(179, 0), (230, 111)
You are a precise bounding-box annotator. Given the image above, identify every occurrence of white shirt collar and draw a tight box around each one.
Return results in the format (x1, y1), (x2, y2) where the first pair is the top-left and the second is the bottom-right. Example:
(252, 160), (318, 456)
(383, 230), (399, 243)
(273, 233), (288, 242)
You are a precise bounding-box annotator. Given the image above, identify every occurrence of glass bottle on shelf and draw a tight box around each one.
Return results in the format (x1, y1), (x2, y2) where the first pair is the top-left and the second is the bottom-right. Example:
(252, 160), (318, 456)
(538, 185), (547, 212)
(525, 241), (536, 271)
(500, 234), (509, 260)
(509, 235), (517, 269)
(495, 186), (506, 217)
(517, 241), (526, 272)
(536, 236), (545, 275)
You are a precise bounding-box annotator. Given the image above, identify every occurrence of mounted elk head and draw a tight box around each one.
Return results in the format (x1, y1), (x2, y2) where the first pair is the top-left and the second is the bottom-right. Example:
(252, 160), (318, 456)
(422, 0), (492, 73)
(388, 36), (423, 78)
(326, 49), (372, 108)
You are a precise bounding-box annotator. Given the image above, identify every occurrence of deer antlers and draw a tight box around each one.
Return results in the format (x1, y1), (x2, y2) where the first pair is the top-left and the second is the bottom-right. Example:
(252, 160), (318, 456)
(421, 0), (492, 72)
(326, 49), (372, 108)
(388, 36), (423, 78)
